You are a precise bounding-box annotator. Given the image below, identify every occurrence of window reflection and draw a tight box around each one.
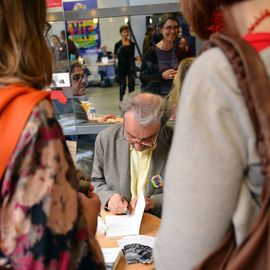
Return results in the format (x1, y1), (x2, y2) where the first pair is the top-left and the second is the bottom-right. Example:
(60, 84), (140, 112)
(46, 4), (199, 178)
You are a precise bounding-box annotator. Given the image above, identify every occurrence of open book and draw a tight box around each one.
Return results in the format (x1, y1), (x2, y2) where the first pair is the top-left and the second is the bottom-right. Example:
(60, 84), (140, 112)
(102, 247), (122, 270)
(104, 192), (146, 238)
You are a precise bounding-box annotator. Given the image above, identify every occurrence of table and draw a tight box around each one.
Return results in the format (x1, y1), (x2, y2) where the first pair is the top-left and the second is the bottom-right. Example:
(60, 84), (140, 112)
(96, 210), (160, 270)
(63, 122), (112, 136)
(97, 62), (115, 79)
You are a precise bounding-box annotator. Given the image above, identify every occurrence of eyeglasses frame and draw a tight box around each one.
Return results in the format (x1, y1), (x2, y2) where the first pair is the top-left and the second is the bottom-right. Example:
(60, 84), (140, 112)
(121, 121), (161, 148)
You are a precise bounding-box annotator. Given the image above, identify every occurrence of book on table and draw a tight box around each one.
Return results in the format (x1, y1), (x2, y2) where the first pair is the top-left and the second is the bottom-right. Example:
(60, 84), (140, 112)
(104, 192), (146, 238)
(102, 247), (122, 270)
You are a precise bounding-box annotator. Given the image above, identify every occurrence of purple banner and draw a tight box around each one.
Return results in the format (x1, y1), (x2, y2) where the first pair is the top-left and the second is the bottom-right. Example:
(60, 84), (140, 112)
(63, 0), (97, 11)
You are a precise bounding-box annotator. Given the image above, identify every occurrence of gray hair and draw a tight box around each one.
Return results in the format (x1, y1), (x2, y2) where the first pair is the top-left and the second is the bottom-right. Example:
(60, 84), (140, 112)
(120, 92), (171, 127)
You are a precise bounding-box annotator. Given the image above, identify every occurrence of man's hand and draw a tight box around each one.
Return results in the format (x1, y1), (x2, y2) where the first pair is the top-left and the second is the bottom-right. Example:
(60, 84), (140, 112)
(108, 193), (128, 214)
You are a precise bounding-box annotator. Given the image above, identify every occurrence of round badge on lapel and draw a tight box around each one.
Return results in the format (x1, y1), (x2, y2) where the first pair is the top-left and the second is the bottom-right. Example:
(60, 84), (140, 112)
(151, 175), (164, 188)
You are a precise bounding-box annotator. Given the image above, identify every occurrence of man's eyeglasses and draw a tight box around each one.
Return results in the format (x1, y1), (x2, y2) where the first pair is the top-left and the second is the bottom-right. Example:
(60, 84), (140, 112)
(72, 72), (84, 82)
(122, 127), (160, 148)
(163, 25), (179, 31)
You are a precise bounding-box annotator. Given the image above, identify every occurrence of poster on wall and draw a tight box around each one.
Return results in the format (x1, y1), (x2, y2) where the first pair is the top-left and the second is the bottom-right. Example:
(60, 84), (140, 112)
(46, 0), (62, 8)
(64, 0), (100, 55)
(66, 19), (100, 55)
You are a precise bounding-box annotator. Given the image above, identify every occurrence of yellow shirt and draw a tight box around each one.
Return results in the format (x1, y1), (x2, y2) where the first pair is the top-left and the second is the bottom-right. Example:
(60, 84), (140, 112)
(130, 146), (153, 198)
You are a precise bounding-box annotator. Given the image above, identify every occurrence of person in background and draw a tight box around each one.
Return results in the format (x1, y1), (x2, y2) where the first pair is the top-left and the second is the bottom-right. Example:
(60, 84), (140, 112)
(152, 23), (162, 45)
(0, 0), (104, 269)
(114, 25), (136, 102)
(50, 34), (67, 61)
(154, 0), (270, 269)
(52, 61), (88, 121)
(52, 61), (116, 123)
(61, 30), (79, 61)
(52, 61), (96, 180)
(91, 93), (173, 218)
(177, 36), (190, 58)
(96, 45), (113, 63)
(96, 45), (113, 84)
(142, 25), (155, 55)
(52, 61), (117, 179)
(167, 57), (194, 120)
(140, 14), (184, 97)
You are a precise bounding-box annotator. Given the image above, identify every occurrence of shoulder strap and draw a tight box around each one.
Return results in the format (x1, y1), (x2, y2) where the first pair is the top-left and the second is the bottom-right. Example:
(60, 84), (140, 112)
(0, 85), (49, 180)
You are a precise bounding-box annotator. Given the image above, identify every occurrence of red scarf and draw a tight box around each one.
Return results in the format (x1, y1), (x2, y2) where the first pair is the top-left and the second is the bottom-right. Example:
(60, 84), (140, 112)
(0, 84), (49, 179)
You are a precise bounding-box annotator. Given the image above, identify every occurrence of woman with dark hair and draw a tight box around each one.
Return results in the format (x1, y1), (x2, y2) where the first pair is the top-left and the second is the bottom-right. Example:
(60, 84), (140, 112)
(140, 14), (184, 97)
(50, 34), (68, 61)
(0, 1), (104, 269)
(114, 25), (136, 102)
(154, 0), (270, 269)
(60, 30), (79, 61)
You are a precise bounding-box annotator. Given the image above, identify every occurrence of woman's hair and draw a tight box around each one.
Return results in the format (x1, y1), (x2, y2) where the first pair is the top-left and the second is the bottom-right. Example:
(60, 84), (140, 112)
(60, 30), (66, 41)
(158, 13), (179, 29)
(168, 57), (194, 107)
(119, 25), (129, 33)
(121, 92), (171, 127)
(51, 34), (62, 46)
(0, 0), (52, 89)
(181, 0), (246, 40)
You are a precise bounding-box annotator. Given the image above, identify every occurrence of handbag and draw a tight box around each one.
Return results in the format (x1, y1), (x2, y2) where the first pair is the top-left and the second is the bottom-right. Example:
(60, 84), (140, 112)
(193, 9), (270, 270)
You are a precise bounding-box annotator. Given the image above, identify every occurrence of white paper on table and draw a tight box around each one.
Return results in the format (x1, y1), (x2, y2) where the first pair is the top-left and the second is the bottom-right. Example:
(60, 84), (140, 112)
(105, 192), (146, 238)
(101, 247), (122, 264)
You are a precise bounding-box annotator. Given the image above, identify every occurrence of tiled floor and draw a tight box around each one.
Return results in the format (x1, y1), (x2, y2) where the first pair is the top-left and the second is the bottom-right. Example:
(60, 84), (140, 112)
(86, 83), (141, 116)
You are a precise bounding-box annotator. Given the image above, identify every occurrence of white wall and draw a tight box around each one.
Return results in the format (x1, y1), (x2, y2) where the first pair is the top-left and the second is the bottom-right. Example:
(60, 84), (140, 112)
(130, 0), (178, 4)
(99, 17), (127, 52)
(97, 0), (178, 6)
(129, 15), (145, 57)
(88, 16), (128, 77)
(97, 0), (128, 8)
(50, 21), (66, 40)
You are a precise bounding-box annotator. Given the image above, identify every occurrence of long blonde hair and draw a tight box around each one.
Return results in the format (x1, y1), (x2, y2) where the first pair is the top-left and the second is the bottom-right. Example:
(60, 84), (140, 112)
(0, 0), (52, 89)
(168, 57), (194, 108)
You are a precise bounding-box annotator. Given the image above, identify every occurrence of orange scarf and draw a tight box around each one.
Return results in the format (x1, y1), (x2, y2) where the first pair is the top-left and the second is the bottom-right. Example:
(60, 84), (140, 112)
(0, 84), (49, 179)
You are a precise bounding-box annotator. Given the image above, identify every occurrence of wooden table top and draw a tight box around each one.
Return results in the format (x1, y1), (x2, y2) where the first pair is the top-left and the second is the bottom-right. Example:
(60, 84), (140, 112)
(96, 210), (160, 270)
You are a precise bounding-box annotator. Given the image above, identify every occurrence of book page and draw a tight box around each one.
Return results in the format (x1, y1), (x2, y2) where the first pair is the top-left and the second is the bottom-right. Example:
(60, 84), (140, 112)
(105, 192), (146, 238)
